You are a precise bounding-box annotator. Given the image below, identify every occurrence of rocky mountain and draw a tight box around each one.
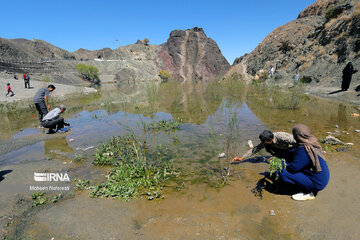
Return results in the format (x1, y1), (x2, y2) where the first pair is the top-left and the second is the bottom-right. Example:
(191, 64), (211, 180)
(0, 28), (229, 84)
(227, 0), (360, 89)
(0, 38), (75, 60)
(157, 27), (230, 81)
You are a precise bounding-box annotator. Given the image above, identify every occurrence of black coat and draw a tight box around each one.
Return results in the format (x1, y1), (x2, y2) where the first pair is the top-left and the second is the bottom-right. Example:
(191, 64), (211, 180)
(342, 63), (358, 90)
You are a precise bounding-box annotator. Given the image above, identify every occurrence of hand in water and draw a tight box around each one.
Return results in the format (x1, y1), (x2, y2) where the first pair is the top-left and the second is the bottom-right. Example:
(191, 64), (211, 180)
(232, 157), (244, 162)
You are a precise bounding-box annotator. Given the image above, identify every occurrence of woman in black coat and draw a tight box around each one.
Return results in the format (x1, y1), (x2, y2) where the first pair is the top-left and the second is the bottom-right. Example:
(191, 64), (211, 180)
(341, 62), (358, 91)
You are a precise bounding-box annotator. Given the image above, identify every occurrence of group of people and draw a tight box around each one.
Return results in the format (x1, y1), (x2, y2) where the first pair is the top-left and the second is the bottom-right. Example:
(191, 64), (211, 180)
(232, 124), (330, 201)
(33, 84), (70, 134)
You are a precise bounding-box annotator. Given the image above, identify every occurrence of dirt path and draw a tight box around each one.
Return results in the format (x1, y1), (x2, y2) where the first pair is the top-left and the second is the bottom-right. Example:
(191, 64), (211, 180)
(0, 73), (97, 104)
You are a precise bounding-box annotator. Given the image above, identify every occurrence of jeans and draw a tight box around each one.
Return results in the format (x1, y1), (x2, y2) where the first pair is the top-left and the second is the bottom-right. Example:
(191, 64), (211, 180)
(35, 101), (48, 122)
(41, 117), (65, 131)
(24, 80), (30, 88)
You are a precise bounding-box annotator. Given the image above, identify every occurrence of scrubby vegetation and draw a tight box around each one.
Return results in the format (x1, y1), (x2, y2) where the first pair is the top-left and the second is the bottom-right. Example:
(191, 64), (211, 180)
(75, 64), (100, 85)
(143, 118), (183, 133)
(269, 157), (286, 179)
(159, 70), (171, 83)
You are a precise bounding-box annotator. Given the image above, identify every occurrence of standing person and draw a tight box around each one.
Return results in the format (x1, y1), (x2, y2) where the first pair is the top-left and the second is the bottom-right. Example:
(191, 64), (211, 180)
(41, 105), (70, 134)
(277, 124), (330, 201)
(33, 84), (56, 123)
(341, 62), (358, 91)
(24, 73), (31, 88)
(269, 66), (275, 79)
(294, 71), (300, 85)
(5, 83), (15, 97)
(232, 130), (297, 162)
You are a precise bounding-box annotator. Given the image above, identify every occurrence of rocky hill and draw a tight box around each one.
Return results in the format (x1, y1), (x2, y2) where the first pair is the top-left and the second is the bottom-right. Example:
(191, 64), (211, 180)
(227, 0), (360, 90)
(0, 28), (230, 85)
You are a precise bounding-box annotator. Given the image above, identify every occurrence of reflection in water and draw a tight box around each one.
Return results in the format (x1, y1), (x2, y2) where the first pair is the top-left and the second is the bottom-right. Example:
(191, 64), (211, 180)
(44, 137), (73, 159)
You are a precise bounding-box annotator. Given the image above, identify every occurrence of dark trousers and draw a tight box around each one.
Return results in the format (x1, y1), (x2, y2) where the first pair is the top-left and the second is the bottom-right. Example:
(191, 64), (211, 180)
(41, 117), (65, 130)
(35, 101), (48, 122)
(6, 90), (14, 96)
(24, 80), (30, 88)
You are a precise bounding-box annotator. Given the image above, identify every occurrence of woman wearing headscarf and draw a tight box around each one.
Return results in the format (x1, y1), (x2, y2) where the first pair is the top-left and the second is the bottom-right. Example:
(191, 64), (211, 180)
(278, 124), (330, 201)
(341, 62), (358, 91)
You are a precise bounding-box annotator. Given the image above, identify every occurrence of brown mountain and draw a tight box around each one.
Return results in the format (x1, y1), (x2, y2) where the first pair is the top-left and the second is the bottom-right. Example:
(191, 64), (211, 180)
(227, 0), (360, 89)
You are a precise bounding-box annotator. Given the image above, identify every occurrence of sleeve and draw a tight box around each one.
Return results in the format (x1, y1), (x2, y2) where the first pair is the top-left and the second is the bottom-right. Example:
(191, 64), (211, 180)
(242, 143), (265, 158)
(45, 89), (50, 97)
(285, 147), (311, 173)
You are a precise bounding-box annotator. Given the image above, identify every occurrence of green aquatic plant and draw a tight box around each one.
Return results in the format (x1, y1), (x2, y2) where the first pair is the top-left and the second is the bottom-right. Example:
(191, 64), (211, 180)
(74, 154), (85, 163)
(31, 192), (47, 207)
(90, 161), (175, 200)
(143, 118), (183, 133)
(91, 133), (178, 200)
(269, 157), (286, 179)
(73, 178), (91, 191)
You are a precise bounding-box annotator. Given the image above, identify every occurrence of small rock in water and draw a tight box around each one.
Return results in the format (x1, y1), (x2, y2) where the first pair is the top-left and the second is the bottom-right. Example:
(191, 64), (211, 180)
(288, 120), (296, 123)
(247, 140), (254, 149)
(336, 147), (348, 152)
(334, 130), (340, 133)
(335, 125), (339, 128)
(269, 210), (275, 216)
(218, 153), (226, 158)
(69, 138), (75, 142)
(345, 142), (354, 146)
(100, 102), (105, 106)
(342, 131), (349, 135)
(326, 132), (333, 135)
(351, 113), (360, 117)
(355, 130), (360, 133)
(324, 135), (344, 145)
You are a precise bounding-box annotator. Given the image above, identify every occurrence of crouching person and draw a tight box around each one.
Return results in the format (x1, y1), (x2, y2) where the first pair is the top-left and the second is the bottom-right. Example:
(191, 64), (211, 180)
(41, 104), (70, 134)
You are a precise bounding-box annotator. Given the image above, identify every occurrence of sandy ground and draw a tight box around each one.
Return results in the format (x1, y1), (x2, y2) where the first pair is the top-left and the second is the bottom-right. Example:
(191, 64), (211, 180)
(0, 74), (97, 104)
(305, 85), (360, 105)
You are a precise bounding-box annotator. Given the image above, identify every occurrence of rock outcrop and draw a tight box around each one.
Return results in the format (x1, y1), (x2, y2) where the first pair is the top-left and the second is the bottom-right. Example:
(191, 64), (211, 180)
(227, 0), (360, 89)
(157, 27), (230, 81)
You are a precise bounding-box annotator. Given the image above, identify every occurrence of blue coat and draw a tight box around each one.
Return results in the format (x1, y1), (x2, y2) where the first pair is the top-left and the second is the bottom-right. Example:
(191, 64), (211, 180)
(279, 146), (330, 192)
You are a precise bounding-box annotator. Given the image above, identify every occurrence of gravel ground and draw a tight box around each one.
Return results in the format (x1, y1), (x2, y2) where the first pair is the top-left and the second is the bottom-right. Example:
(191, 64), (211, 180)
(0, 73), (97, 104)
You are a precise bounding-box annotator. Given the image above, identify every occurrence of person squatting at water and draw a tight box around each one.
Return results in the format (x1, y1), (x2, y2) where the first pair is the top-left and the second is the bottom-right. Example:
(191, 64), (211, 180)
(276, 124), (330, 201)
(33, 84), (56, 123)
(41, 104), (70, 134)
(232, 130), (297, 162)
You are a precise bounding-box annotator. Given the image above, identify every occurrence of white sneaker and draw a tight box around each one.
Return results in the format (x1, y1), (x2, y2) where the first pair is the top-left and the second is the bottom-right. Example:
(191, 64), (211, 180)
(291, 192), (315, 201)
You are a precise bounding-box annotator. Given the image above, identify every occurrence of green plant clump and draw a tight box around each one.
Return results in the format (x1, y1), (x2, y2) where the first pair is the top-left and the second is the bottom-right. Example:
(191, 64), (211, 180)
(73, 178), (91, 191)
(91, 134), (177, 200)
(31, 192), (47, 207)
(269, 157), (286, 179)
(75, 64), (100, 85)
(90, 161), (173, 200)
(144, 118), (183, 133)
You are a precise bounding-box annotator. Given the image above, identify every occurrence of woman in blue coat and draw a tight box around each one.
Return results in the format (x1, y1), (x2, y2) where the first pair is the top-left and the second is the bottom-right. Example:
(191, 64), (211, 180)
(279, 124), (330, 201)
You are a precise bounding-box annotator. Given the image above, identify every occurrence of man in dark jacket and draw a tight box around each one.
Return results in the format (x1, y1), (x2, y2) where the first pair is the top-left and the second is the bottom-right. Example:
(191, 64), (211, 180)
(33, 84), (56, 123)
(342, 62), (358, 91)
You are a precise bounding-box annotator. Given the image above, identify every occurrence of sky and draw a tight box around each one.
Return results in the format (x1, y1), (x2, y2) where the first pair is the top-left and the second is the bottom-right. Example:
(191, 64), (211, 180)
(1, 0), (316, 64)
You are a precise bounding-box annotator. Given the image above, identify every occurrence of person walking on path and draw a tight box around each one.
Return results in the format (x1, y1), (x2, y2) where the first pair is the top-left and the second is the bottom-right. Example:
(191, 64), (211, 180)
(294, 71), (300, 85)
(269, 66), (275, 79)
(5, 83), (15, 97)
(24, 73), (31, 88)
(41, 104), (70, 134)
(341, 62), (358, 91)
(277, 124), (330, 201)
(232, 130), (297, 162)
(33, 84), (56, 123)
